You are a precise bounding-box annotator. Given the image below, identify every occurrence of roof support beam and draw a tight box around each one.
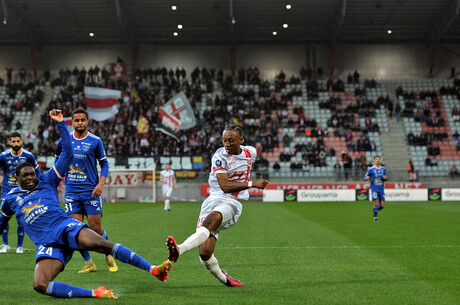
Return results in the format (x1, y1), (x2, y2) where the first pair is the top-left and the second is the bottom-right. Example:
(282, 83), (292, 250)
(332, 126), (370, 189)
(113, 0), (138, 48)
(430, 0), (460, 42)
(329, 0), (347, 46)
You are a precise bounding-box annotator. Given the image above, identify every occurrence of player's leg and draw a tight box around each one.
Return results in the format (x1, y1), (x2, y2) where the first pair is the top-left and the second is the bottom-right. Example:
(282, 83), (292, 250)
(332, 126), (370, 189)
(198, 235), (238, 285)
(163, 187), (172, 212)
(86, 195), (118, 272)
(33, 246), (114, 298)
(167, 211), (221, 262)
(69, 211), (96, 272)
(66, 196), (96, 272)
(164, 195), (171, 212)
(76, 227), (172, 281)
(87, 212), (118, 272)
(0, 222), (10, 253)
(16, 218), (25, 253)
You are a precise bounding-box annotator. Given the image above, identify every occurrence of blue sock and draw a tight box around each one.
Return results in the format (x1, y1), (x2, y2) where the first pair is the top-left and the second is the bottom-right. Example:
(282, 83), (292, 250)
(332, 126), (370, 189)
(80, 250), (92, 262)
(373, 206), (379, 217)
(2, 222), (9, 245)
(17, 221), (24, 247)
(46, 281), (93, 298)
(101, 230), (108, 240)
(378, 205), (383, 211)
(111, 243), (152, 272)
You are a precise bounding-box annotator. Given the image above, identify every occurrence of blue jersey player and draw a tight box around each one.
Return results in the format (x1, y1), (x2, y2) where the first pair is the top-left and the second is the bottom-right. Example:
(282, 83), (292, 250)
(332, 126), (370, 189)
(55, 108), (116, 273)
(0, 131), (40, 254)
(0, 110), (172, 299)
(363, 155), (387, 222)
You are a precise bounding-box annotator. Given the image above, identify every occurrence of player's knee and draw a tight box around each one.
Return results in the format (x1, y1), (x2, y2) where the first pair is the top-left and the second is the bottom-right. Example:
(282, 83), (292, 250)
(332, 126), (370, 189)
(33, 279), (49, 294)
(199, 252), (212, 261)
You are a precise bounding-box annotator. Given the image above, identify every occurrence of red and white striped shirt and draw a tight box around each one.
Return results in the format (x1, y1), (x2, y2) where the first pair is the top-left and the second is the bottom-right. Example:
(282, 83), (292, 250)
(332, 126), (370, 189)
(209, 145), (257, 200)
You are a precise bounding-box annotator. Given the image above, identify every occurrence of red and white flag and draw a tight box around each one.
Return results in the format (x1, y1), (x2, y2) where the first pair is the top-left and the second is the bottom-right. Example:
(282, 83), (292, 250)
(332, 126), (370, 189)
(63, 116), (74, 132)
(84, 87), (121, 121)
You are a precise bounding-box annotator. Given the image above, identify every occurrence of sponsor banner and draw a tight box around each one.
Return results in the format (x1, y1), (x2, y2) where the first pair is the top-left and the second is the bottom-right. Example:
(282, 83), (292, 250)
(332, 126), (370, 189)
(106, 172), (148, 187)
(356, 189), (369, 201)
(441, 188), (460, 201)
(371, 189), (428, 201)
(297, 189), (355, 202)
(428, 188), (442, 201)
(284, 189), (297, 202)
(263, 190), (284, 202)
(265, 183), (425, 190)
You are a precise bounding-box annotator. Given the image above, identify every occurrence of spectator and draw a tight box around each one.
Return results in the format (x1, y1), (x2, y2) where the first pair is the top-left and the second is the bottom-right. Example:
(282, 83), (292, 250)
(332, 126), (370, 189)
(334, 161), (342, 181)
(408, 160), (415, 173)
(395, 103), (402, 122)
(450, 165), (458, 179)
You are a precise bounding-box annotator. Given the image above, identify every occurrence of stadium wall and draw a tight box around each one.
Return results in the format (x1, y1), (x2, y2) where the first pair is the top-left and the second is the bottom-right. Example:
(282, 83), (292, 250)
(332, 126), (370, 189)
(0, 43), (459, 80)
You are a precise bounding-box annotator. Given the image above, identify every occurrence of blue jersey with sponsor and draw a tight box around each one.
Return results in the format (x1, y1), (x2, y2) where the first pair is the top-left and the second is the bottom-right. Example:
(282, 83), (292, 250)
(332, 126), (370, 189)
(56, 131), (108, 194)
(364, 166), (386, 192)
(0, 121), (75, 246)
(0, 148), (40, 196)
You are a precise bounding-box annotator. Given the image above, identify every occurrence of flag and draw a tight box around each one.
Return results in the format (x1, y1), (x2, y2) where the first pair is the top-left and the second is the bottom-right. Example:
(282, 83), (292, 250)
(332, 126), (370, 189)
(84, 87), (121, 121)
(189, 135), (201, 146)
(232, 116), (243, 127)
(63, 117), (74, 132)
(111, 62), (127, 77)
(131, 88), (141, 101)
(155, 107), (181, 141)
(162, 92), (196, 130)
(137, 115), (149, 134)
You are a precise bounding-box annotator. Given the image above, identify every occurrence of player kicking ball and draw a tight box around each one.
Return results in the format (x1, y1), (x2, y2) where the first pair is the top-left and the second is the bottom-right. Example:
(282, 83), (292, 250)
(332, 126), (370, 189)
(0, 110), (172, 299)
(363, 155), (387, 222)
(166, 124), (269, 287)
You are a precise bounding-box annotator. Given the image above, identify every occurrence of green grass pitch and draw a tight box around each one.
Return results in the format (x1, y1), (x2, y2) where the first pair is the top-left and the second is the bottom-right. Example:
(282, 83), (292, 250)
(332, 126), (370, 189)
(0, 200), (459, 305)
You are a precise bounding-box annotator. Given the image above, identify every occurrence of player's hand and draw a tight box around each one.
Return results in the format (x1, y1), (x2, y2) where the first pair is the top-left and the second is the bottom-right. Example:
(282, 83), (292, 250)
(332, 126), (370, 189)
(382, 175), (388, 181)
(49, 109), (64, 122)
(92, 183), (104, 197)
(253, 179), (269, 189)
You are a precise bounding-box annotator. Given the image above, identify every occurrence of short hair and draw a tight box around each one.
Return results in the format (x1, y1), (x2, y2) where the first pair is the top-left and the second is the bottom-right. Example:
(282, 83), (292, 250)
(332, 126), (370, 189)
(374, 155), (381, 160)
(71, 109), (88, 120)
(15, 162), (34, 176)
(8, 131), (22, 140)
(223, 124), (244, 138)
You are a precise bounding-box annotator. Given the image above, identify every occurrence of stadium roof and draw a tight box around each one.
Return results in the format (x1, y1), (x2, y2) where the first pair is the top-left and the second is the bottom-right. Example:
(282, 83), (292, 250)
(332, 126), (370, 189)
(1, 0), (460, 47)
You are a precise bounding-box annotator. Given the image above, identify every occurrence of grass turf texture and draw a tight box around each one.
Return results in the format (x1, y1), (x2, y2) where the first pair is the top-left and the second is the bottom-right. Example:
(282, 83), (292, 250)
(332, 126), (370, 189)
(0, 201), (459, 305)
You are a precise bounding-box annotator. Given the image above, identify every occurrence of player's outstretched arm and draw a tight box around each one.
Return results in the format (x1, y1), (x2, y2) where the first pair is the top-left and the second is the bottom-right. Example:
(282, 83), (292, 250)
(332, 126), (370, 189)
(252, 179), (269, 189)
(50, 109), (74, 176)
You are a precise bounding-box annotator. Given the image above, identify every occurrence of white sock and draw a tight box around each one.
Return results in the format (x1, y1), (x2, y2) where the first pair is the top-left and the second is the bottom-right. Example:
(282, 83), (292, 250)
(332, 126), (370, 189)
(178, 226), (210, 255)
(200, 254), (227, 283)
(164, 199), (170, 210)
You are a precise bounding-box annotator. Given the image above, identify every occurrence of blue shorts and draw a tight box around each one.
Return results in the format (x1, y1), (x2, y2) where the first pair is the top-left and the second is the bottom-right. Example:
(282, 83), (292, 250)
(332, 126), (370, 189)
(36, 218), (88, 267)
(371, 190), (385, 202)
(65, 192), (103, 216)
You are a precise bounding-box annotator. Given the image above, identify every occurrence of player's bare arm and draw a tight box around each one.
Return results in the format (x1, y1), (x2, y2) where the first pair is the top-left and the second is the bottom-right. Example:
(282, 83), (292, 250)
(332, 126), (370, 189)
(216, 173), (269, 193)
(92, 176), (106, 197)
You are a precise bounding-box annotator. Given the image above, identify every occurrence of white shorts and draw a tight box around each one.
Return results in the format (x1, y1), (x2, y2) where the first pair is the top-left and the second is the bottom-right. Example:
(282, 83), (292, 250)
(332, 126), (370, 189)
(162, 186), (173, 197)
(196, 195), (243, 239)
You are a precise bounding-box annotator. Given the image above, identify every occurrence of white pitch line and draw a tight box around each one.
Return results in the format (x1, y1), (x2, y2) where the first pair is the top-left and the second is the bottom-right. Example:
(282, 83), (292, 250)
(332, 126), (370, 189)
(145, 245), (460, 251)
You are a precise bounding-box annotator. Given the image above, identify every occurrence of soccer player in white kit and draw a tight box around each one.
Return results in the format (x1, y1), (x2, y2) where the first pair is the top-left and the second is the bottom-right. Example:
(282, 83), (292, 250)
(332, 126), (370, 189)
(166, 124), (269, 287)
(160, 163), (177, 212)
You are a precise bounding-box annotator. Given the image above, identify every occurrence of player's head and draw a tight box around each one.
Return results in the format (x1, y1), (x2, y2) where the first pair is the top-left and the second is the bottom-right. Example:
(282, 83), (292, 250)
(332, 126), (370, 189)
(71, 109), (89, 134)
(15, 162), (37, 190)
(8, 131), (23, 152)
(222, 124), (244, 155)
(374, 155), (382, 166)
(165, 163), (170, 170)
